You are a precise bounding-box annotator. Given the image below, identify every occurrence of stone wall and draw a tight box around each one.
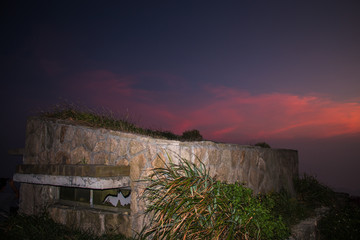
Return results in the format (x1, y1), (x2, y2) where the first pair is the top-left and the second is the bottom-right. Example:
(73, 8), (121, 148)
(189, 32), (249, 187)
(287, 207), (329, 240)
(14, 117), (299, 237)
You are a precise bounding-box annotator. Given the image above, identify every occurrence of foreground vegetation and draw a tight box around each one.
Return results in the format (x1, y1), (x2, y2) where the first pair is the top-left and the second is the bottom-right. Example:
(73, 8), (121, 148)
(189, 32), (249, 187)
(139, 156), (288, 240)
(1, 167), (359, 239)
(138, 156), (360, 240)
(0, 213), (132, 240)
(138, 155), (359, 240)
(2, 105), (359, 239)
(318, 195), (360, 240)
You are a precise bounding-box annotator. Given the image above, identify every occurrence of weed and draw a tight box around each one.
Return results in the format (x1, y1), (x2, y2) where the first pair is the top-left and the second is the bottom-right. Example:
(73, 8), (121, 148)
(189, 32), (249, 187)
(294, 173), (336, 209)
(139, 155), (289, 240)
(39, 102), (203, 142)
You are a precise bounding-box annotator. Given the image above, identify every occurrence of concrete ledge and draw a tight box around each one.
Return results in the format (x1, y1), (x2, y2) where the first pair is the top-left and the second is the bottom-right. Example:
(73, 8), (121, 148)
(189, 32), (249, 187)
(13, 173), (131, 189)
(16, 164), (130, 177)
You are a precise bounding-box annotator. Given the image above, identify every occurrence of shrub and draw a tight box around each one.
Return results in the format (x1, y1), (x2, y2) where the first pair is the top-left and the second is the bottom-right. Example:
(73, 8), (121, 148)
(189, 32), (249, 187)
(294, 174), (336, 209)
(254, 142), (271, 148)
(291, 174), (360, 240)
(181, 129), (203, 141)
(318, 202), (360, 240)
(139, 155), (289, 240)
(264, 189), (310, 228)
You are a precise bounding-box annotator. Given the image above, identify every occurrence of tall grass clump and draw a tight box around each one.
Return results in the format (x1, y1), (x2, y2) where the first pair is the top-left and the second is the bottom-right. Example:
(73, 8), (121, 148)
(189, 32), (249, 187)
(294, 173), (336, 209)
(264, 174), (337, 230)
(39, 102), (203, 142)
(40, 102), (140, 134)
(263, 189), (309, 228)
(139, 155), (289, 240)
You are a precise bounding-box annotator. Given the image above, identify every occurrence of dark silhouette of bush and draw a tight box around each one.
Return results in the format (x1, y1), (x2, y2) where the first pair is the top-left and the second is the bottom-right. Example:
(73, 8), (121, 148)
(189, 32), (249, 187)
(255, 142), (271, 148)
(181, 129), (203, 141)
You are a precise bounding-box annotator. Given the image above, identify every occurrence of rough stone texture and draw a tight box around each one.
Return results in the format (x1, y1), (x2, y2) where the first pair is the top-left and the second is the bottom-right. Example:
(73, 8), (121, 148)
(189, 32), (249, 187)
(19, 183), (58, 215)
(287, 207), (329, 240)
(48, 204), (131, 236)
(17, 117), (299, 238)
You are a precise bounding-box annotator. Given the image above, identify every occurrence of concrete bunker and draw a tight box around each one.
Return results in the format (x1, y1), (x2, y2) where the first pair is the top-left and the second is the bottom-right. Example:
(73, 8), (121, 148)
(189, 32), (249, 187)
(14, 117), (299, 238)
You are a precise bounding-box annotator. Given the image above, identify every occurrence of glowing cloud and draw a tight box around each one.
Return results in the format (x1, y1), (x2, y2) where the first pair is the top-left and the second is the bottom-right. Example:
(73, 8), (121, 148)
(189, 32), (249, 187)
(64, 71), (360, 142)
(149, 86), (360, 142)
(187, 87), (360, 141)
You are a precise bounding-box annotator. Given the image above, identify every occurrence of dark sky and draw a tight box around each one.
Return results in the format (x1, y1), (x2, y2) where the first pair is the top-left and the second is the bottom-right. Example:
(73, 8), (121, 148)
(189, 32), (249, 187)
(1, 0), (360, 195)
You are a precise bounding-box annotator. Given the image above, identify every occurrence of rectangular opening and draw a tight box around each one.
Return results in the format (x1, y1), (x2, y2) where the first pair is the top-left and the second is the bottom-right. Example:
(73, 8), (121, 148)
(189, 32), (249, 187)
(59, 187), (131, 212)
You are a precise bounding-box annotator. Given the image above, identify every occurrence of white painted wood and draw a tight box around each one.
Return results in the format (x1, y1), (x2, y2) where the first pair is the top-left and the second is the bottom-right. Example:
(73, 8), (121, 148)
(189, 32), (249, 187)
(13, 173), (131, 190)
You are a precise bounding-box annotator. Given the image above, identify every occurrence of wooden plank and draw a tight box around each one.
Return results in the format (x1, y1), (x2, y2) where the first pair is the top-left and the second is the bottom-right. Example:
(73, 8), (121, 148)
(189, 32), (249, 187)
(16, 164), (130, 177)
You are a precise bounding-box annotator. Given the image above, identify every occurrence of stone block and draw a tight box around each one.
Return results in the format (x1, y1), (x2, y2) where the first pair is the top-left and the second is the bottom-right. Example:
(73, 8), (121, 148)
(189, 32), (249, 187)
(25, 135), (41, 159)
(59, 125), (68, 143)
(258, 157), (266, 171)
(147, 144), (158, 161)
(82, 131), (96, 151)
(249, 167), (260, 191)
(93, 152), (109, 164)
(45, 123), (55, 150)
(159, 144), (180, 163)
(71, 146), (90, 164)
(130, 153), (147, 181)
(115, 158), (129, 166)
(79, 210), (101, 233)
(63, 125), (75, 143)
(193, 147), (207, 164)
(109, 137), (119, 153)
(72, 128), (85, 147)
(104, 212), (131, 236)
(19, 183), (35, 215)
(151, 154), (165, 168)
(179, 145), (192, 162)
(208, 148), (220, 165)
(129, 140), (146, 156)
(231, 149), (241, 168)
(93, 140), (107, 153)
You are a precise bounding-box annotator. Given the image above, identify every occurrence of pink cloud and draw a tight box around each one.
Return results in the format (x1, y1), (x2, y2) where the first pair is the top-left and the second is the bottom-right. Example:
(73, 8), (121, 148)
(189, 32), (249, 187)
(212, 126), (239, 138)
(150, 86), (360, 141)
(62, 71), (360, 142)
(62, 70), (193, 130)
(188, 87), (360, 141)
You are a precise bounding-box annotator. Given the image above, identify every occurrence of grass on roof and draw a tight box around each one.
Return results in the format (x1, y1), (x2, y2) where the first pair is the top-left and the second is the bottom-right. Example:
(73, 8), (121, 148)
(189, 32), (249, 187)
(39, 103), (203, 141)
